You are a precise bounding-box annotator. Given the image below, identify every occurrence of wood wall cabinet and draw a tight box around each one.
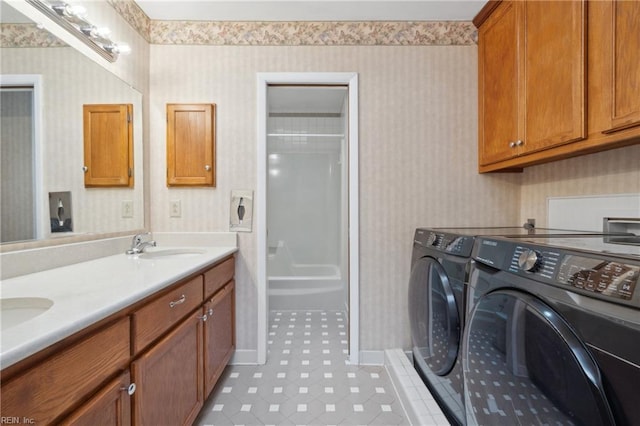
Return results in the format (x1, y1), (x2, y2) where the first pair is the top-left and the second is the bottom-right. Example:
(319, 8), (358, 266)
(166, 103), (216, 186)
(590, 0), (640, 138)
(83, 104), (133, 187)
(476, 0), (586, 170)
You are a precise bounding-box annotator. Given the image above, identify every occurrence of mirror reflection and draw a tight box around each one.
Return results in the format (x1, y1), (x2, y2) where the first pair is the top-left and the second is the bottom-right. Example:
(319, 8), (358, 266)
(0, 1), (144, 244)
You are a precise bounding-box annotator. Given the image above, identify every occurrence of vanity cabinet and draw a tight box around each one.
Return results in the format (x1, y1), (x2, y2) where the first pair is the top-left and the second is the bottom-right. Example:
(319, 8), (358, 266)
(0, 254), (236, 425)
(166, 103), (216, 187)
(476, 0), (586, 169)
(83, 104), (134, 187)
(132, 313), (204, 426)
(204, 281), (236, 396)
(0, 318), (130, 425)
(60, 371), (133, 426)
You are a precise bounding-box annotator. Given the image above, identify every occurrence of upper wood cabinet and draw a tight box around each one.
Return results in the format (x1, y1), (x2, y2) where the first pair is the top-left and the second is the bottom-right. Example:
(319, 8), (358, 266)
(166, 103), (216, 187)
(476, 0), (586, 169)
(590, 0), (640, 137)
(83, 104), (133, 187)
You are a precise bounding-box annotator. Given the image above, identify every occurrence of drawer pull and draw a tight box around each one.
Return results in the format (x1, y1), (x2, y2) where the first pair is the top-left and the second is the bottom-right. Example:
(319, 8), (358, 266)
(121, 383), (136, 396)
(169, 294), (186, 308)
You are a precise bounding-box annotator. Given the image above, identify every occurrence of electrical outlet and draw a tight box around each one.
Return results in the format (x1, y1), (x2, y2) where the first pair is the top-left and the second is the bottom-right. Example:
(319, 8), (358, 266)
(170, 200), (182, 217)
(122, 200), (133, 218)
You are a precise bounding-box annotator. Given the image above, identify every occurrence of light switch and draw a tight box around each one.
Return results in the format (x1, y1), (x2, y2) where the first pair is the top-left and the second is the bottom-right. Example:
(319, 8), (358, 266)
(122, 200), (133, 218)
(170, 200), (182, 217)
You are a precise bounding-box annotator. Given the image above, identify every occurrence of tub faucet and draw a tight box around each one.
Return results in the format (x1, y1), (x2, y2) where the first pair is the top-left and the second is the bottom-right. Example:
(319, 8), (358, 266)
(126, 232), (157, 254)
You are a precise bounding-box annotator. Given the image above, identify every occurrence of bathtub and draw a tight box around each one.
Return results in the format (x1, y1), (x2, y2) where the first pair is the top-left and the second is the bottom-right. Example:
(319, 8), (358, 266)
(268, 263), (345, 310)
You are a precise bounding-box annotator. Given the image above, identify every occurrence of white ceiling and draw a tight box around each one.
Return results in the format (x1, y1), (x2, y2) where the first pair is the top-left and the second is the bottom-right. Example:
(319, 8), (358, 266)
(134, 0), (487, 22)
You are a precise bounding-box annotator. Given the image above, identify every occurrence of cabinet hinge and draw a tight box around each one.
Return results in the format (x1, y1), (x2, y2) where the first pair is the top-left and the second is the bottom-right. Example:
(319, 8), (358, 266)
(127, 113), (131, 123)
(128, 167), (132, 177)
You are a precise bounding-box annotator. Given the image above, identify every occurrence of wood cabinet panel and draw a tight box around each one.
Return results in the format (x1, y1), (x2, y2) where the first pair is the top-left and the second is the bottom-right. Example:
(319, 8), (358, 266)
(132, 275), (203, 354)
(60, 371), (132, 426)
(609, 0), (640, 132)
(132, 313), (204, 426)
(204, 256), (235, 299)
(478, 0), (519, 165)
(204, 281), (236, 397)
(522, 0), (585, 152)
(83, 104), (133, 187)
(166, 103), (216, 186)
(0, 318), (130, 424)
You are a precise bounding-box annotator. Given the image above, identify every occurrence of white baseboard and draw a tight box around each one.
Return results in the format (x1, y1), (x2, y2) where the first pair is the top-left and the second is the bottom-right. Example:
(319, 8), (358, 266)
(359, 350), (385, 365)
(230, 349), (259, 365)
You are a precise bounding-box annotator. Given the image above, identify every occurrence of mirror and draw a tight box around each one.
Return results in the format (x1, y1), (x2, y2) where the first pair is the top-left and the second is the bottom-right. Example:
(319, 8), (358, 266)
(0, 1), (144, 246)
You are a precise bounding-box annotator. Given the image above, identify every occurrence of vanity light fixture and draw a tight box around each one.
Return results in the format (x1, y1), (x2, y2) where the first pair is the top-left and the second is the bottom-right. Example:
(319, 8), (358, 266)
(26, 0), (130, 62)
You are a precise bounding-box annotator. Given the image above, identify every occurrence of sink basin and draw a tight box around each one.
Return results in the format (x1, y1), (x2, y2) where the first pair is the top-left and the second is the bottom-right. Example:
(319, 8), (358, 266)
(137, 249), (205, 259)
(1, 297), (54, 331)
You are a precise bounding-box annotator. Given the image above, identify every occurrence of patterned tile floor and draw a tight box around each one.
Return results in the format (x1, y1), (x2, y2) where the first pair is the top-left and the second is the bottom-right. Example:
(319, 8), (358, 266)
(195, 310), (410, 426)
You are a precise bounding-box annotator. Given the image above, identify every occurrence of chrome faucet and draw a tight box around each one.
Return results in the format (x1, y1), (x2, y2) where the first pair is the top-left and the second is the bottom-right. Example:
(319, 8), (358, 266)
(126, 232), (157, 255)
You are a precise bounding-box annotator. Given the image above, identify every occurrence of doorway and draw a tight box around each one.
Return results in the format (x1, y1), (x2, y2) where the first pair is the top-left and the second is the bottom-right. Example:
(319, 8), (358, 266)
(0, 75), (43, 243)
(257, 73), (359, 365)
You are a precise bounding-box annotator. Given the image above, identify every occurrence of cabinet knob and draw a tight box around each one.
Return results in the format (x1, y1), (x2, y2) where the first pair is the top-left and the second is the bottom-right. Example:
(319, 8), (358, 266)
(515, 140), (524, 146)
(204, 165), (211, 171)
(82, 166), (88, 172)
(208, 308), (214, 316)
(121, 383), (136, 396)
(509, 141), (516, 148)
(198, 314), (208, 322)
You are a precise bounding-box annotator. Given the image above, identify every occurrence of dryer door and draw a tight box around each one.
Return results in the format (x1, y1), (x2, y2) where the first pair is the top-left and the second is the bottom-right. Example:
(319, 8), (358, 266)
(463, 289), (614, 426)
(408, 256), (460, 376)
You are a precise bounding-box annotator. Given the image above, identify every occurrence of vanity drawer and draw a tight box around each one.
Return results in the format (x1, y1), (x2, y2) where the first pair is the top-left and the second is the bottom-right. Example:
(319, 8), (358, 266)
(133, 276), (203, 353)
(204, 257), (235, 299)
(0, 318), (130, 425)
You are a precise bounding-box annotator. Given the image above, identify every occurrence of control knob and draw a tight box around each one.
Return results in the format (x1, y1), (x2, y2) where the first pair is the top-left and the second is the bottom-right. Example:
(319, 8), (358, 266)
(518, 249), (541, 272)
(426, 233), (440, 246)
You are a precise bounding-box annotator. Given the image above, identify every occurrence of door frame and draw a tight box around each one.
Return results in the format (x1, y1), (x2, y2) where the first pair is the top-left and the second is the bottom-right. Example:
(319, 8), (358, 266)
(256, 72), (359, 365)
(0, 74), (44, 240)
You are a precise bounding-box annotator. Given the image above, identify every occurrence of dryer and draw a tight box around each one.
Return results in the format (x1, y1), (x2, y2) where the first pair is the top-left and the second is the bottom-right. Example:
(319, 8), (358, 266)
(408, 227), (633, 425)
(464, 235), (640, 425)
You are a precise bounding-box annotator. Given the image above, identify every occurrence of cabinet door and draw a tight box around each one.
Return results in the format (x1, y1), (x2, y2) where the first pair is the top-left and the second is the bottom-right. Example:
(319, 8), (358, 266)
(204, 281), (236, 397)
(0, 319), (130, 425)
(132, 313), (204, 426)
(608, 0), (640, 132)
(60, 371), (133, 426)
(83, 104), (133, 187)
(522, 0), (586, 153)
(478, 0), (520, 166)
(166, 103), (216, 186)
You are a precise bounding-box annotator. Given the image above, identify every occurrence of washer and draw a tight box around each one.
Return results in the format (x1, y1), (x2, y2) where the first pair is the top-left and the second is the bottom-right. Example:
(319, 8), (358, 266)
(408, 227), (633, 425)
(464, 235), (640, 425)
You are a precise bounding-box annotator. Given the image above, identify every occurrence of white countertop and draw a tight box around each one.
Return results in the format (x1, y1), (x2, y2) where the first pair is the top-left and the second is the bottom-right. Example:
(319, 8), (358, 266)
(0, 244), (237, 369)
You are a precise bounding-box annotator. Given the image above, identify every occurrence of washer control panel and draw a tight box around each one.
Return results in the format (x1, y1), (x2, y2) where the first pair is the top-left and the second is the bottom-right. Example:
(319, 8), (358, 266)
(509, 245), (561, 280)
(557, 255), (639, 301)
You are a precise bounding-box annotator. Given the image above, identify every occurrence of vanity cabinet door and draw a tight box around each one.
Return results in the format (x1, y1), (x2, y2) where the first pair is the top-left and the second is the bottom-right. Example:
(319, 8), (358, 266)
(0, 318), (130, 425)
(166, 103), (216, 187)
(83, 104), (133, 187)
(204, 281), (236, 397)
(131, 312), (204, 426)
(60, 371), (133, 426)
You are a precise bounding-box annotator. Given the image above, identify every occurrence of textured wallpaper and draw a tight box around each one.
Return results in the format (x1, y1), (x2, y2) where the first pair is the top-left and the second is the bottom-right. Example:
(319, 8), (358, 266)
(149, 44), (522, 352)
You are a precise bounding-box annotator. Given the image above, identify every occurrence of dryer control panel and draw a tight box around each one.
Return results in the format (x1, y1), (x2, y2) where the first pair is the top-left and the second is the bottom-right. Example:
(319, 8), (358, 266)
(557, 255), (639, 301)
